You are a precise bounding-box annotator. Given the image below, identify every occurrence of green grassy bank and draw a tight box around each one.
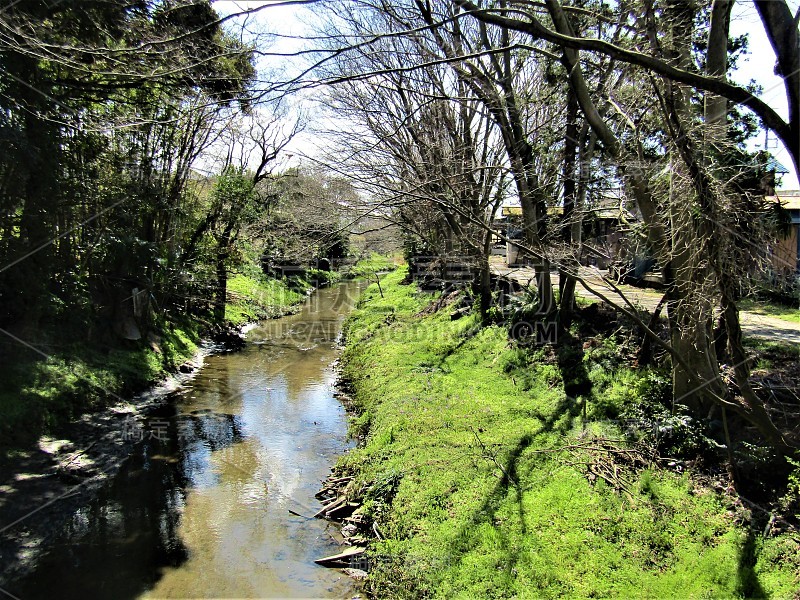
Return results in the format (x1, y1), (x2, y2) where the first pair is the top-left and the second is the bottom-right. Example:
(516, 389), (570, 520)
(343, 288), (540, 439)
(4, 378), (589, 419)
(738, 299), (800, 324)
(338, 267), (800, 598)
(344, 252), (399, 278)
(225, 273), (307, 326)
(0, 272), (306, 448)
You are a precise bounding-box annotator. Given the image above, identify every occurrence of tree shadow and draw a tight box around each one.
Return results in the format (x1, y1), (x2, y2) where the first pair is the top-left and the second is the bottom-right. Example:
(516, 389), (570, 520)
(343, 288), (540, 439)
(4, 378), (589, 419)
(434, 431), (535, 591)
(523, 331), (593, 436)
(435, 388), (591, 590)
(432, 320), (483, 372)
(428, 333), (597, 592)
(554, 331), (593, 407)
(735, 523), (767, 599)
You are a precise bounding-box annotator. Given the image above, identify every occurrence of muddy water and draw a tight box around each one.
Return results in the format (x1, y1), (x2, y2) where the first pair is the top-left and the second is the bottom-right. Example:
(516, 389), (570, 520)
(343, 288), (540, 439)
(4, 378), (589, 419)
(9, 281), (366, 599)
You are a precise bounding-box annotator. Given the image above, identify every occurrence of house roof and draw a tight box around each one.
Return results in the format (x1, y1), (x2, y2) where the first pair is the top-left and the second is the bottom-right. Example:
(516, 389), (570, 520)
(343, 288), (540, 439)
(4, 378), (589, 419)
(768, 190), (800, 210)
(500, 205), (564, 217)
(590, 207), (632, 220)
(500, 201), (635, 220)
(766, 157), (790, 174)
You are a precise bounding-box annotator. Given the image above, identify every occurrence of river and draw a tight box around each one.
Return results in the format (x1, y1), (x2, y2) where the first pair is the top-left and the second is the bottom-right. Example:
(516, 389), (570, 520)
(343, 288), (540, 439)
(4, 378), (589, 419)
(8, 280), (367, 599)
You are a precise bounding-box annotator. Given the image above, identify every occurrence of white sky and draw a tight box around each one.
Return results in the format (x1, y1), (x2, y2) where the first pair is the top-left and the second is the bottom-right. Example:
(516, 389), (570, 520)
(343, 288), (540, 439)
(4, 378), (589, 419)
(730, 0), (800, 189)
(213, 0), (800, 189)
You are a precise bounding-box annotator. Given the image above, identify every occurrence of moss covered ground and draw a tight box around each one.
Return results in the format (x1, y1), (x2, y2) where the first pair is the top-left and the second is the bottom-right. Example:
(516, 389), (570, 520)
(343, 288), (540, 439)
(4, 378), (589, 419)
(338, 267), (800, 598)
(345, 252), (399, 278)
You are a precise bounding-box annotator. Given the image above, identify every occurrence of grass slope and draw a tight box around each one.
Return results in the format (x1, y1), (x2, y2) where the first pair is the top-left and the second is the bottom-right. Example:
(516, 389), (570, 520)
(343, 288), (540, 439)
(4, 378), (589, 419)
(224, 273), (307, 326)
(345, 252), (399, 278)
(339, 267), (800, 598)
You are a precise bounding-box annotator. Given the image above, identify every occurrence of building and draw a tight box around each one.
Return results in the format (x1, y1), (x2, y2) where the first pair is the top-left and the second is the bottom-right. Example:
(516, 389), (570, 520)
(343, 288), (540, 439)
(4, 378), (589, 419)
(766, 190), (800, 273)
(493, 193), (637, 269)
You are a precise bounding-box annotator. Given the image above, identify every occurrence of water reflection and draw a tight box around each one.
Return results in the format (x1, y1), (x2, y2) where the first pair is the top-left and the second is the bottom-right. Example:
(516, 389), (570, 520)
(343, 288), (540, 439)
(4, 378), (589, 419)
(8, 281), (366, 599)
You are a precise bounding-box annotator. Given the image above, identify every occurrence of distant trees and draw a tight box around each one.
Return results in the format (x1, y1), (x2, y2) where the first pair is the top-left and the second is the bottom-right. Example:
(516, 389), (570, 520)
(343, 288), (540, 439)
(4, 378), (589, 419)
(316, 1), (515, 319)
(258, 166), (360, 271)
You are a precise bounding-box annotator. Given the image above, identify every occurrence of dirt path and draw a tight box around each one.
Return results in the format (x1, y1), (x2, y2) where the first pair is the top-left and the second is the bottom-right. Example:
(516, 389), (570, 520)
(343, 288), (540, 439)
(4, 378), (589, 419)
(490, 260), (800, 345)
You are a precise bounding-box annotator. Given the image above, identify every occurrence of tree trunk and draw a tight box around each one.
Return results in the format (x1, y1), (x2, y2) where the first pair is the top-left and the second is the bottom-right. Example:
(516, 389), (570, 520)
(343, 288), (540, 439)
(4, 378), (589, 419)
(721, 290), (787, 446)
(214, 225), (233, 325)
(7, 77), (59, 336)
(478, 229), (493, 323)
(214, 250), (228, 325)
(558, 274), (577, 328)
(559, 89), (583, 328)
(536, 262), (555, 317)
(704, 0), (734, 150)
(668, 299), (724, 414)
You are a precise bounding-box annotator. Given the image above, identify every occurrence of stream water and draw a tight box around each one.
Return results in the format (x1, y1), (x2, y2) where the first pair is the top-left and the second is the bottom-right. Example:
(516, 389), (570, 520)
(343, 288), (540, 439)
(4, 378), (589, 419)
(9, 280), (367, 599)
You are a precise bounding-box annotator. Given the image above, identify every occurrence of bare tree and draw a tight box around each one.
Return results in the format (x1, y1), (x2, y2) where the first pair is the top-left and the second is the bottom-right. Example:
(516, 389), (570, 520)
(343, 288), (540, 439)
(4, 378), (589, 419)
(445, 0), (789, 445)
(313, 1), (509, 318)
(453, 0), (800, 173)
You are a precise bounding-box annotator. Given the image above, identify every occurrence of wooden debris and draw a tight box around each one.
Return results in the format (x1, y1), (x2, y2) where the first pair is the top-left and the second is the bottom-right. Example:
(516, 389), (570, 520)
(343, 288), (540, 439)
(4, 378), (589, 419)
(313, 469), (374, 573)
(326, 501), (359, 520)
(450, 306), (470, 320)
(314, 546), (365, 567)
(327, 527), (346, 546)
(344, 513), (366, 525)
(344, 535), (368, 546)
(328, 476), (353, 485)
(312, 496), (345, 519)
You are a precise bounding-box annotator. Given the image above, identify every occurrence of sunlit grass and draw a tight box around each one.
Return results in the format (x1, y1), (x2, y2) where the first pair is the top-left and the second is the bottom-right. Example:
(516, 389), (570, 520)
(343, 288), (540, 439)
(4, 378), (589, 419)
(739, 298), (800, 324)
(0, 321), (200, 448)
(345, 252), (400, 279)
(339, 267), (800, 598)
(224, 273), (306, 326)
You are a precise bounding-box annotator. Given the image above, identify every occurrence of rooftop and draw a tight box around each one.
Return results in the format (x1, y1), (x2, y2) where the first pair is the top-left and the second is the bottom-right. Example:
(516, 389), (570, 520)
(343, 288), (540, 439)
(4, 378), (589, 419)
(769, 190), (800, 210)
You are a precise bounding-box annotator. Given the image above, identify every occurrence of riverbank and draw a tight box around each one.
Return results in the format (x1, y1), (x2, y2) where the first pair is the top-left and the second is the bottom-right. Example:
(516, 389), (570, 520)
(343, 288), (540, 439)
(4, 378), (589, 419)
(336, 267), (800, 597)
(0, 271), (309, 584)
(0, 272), (307, 450)
(2, 278), (372, 598)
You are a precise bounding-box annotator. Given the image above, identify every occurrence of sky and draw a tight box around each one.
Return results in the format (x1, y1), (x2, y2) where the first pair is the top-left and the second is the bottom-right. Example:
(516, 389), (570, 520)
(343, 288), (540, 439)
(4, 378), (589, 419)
(212, 0), (800, 190)
(729, 1), (800, 189)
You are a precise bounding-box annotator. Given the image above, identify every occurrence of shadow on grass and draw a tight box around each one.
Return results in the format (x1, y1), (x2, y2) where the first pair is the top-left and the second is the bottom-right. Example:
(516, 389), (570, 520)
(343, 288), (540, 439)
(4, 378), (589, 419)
(431, 337), (595, 592)
(555, 331), (593, 407)
(735, 524), (767, 599)
(524, 332), (592, 436)
(432, 432), (535, 591)
(410, 325), (601, 596)
(0, 334), (188, 450)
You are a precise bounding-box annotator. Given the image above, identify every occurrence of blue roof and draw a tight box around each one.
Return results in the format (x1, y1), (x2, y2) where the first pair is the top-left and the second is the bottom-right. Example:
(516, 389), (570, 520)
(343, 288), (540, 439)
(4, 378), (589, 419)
(767, 156), (790, 174)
